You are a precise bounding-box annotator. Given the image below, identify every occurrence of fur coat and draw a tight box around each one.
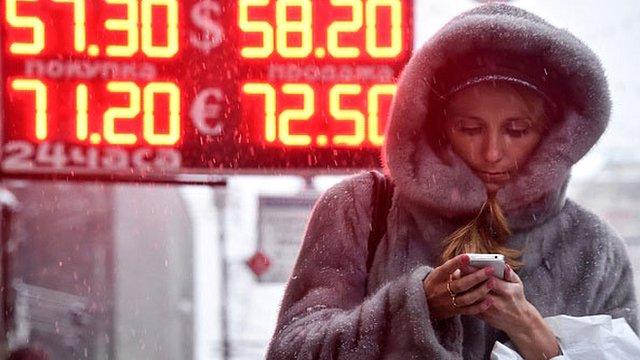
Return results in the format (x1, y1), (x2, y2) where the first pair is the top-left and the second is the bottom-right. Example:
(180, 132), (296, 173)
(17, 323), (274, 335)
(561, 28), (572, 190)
(265, 3), (639, 359)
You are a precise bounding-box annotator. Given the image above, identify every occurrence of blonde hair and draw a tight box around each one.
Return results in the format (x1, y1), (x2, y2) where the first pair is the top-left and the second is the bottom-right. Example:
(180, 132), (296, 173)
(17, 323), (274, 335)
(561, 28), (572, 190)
(439, 193), (524, 270)
(436, 81), (555, 270)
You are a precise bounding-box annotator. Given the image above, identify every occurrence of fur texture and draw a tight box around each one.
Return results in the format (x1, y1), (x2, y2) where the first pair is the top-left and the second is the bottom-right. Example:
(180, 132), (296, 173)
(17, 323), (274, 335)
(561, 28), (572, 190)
(382, 3), (610, 228)
(266, 3), (638, 359)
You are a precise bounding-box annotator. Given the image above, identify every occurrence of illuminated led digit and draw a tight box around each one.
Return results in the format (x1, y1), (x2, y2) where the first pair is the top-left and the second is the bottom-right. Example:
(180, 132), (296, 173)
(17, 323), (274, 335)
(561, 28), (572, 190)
(367, 84), (395, 146)
(6, 0), (45, 55)
(52, 0), (86, 53)
(330, 84), (365, 146)
(365, 0), (402, 58)
(76, 84), (89, 141)
(141, 0), (179, 58)
(11, 79), (48, 140)
(280, 84), (313, 146)
(239, 0), (274, 58)
(104, 81), (140, 145)
(242, 83), (277, 142)
(327, 0), (363, 58)
(105, 0), (139, 57)
(143, 82), (180, 145)
(276, 0), (312, 58)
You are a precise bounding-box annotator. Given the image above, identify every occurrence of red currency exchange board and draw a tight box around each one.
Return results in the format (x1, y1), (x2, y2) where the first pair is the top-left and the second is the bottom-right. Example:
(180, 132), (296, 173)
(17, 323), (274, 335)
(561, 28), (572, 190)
(1, 0), (413, 182)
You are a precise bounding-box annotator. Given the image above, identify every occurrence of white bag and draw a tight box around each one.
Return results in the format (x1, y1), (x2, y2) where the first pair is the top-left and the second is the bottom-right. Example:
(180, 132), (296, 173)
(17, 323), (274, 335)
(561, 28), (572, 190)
(490, 314), (640, 360)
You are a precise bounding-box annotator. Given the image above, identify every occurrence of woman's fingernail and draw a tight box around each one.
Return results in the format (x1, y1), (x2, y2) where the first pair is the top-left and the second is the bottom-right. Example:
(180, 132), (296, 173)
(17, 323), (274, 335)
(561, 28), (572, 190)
(485, 267), (494, 276)
(487, 279), (494, 289)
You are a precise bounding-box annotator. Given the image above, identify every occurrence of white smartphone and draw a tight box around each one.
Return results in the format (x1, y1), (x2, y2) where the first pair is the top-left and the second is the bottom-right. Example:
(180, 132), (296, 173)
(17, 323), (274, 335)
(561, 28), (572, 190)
(466, 253), (505, 279)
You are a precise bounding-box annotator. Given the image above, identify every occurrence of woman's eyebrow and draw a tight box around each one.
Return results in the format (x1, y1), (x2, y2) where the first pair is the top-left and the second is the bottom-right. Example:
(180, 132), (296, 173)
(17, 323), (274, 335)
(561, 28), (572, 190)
(450, 114), (484, 121)
(504, 117), (534, 125)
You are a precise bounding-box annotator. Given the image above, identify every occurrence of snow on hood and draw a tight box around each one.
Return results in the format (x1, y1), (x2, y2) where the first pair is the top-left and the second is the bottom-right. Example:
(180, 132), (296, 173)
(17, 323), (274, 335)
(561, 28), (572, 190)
(382, 3), (611, 229)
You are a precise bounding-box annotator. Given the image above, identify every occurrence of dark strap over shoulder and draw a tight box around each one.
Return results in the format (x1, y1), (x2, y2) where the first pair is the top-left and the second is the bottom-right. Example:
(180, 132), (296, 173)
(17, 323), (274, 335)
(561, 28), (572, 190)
(366, 170), (395, 273)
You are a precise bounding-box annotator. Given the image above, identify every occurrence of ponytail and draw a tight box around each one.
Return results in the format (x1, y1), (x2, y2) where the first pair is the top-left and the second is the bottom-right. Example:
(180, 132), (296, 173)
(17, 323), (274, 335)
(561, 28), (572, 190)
(439, 193), (524, 271)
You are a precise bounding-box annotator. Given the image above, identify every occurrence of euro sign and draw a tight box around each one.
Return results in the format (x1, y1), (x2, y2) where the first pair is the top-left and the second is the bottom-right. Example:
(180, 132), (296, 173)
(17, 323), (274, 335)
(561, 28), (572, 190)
(190, 0), (224, 54)
(190, 88), (224, 136)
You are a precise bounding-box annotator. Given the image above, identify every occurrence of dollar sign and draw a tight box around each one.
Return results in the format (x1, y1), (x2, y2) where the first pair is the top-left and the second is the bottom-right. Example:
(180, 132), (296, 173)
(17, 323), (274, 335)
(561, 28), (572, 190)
(190, 0), (224, 54)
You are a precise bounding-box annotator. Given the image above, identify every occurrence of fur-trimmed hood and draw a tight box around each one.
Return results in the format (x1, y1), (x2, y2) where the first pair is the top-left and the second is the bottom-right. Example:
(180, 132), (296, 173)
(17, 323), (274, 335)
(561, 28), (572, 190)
(382, 3), (611, 230)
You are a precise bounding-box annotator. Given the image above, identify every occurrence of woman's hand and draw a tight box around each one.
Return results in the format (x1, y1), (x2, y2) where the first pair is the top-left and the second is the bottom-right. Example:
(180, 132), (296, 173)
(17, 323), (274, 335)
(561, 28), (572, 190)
(422, 254), (495, 320)
(471, 264), (532, 334)
(471, 264), (562, 359)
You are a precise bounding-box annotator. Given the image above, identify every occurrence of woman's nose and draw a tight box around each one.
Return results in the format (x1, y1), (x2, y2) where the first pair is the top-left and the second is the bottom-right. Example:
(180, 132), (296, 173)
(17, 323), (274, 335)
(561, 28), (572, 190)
(482, 133), (505, 163)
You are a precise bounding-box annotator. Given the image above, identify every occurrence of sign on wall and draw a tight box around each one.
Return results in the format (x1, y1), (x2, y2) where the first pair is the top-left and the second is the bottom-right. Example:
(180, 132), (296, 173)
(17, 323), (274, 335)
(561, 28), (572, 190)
(256, 194), (318, 282)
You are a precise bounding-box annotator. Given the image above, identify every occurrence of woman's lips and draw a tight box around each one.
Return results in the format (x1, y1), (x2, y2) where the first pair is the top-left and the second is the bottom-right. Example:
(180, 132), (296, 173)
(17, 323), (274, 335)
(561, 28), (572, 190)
(474, 170), (510, 183)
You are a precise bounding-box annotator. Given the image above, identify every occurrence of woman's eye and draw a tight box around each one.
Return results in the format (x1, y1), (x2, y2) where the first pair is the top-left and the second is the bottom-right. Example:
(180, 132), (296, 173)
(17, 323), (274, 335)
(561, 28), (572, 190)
(507, 128), (529, 137)
(460, 127), (482, 135)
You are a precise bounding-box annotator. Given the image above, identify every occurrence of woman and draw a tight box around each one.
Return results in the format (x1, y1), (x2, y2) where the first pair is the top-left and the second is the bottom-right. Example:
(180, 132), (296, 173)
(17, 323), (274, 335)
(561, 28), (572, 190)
(266, 3), (638, 359)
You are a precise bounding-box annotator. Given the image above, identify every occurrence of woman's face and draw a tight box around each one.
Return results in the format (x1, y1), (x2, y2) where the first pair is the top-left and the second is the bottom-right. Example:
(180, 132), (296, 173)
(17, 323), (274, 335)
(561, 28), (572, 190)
(444, 82), (547, 194)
